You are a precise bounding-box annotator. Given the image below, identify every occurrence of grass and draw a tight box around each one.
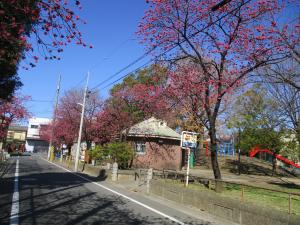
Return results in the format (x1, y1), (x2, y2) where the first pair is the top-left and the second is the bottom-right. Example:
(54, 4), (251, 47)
(221, 183), (300, 215)
(163, 179), (300, 215)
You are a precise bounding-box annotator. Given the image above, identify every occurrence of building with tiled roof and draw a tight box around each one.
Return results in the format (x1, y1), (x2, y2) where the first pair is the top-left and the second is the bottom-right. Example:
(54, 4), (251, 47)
(123, 117), (183, 170)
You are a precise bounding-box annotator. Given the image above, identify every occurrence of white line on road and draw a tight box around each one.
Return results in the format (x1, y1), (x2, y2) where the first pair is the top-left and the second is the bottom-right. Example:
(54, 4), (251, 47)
(42, 158), (186, 225)
(10, 157), (19, 225)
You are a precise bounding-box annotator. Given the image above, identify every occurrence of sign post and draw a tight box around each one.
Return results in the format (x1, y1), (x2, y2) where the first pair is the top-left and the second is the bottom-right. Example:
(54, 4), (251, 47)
(185, 148), (190, 187)
(181, 131), (198, 187)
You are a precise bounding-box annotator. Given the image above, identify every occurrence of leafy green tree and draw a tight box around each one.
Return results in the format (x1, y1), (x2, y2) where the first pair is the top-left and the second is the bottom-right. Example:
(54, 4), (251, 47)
(262, 63), (300, 159)
(228, 85), (284, 174)
(280, 132), (300, 163)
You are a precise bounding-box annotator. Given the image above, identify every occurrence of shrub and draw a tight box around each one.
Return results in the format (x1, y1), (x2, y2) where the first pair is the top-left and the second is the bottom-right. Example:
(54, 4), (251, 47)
(90, 142), (134, 168)
(89, 145), (105, 161)
(104, 142), (134, 168)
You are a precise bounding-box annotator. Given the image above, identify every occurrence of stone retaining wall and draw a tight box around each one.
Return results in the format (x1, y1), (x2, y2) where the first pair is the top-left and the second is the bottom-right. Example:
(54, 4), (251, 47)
(58, 161), (299, 225)
(150, 180), (300, 225)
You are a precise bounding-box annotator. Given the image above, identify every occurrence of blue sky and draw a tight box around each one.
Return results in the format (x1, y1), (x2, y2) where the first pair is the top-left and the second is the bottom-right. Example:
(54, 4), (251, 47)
(19, 0), (149, 119)
(17, 1), (299, 119)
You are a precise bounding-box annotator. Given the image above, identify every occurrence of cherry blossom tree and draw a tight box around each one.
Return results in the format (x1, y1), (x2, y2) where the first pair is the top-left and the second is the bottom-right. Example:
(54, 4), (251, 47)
(116, 72), (172, 122)
(93, 100), (134, 144)
(0, 95), (30, 141)
(41, 88), (102, 150)
(137, 0), (295, 179)
(0, 0), (89, 100)
(257, 4), (300, 90)
(96, 65), (177, 144)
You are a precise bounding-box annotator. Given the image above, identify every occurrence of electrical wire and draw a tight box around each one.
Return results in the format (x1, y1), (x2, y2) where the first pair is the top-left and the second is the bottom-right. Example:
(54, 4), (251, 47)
(28, 99), (54, 103)
(89, 0), (252, 91)
(72, 37), (136, 91)
(89, 36), (136, 71)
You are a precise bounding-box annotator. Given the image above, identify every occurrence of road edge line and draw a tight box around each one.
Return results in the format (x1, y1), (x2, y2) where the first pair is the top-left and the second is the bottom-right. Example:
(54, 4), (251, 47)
(41, 157), (185, 225)
(10, 157), (19, 225)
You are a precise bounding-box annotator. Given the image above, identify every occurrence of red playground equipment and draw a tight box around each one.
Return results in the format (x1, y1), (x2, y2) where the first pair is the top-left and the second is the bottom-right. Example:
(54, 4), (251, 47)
(249, 146), (300, 169)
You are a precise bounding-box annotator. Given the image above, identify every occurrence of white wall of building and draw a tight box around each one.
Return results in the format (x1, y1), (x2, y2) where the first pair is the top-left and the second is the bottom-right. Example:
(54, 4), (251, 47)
(27, 117), (51, 139)
(26, 117), (51, 152)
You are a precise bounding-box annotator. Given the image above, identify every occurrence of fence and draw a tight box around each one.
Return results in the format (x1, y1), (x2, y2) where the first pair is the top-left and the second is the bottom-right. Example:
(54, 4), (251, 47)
(152, 169), (300, 215)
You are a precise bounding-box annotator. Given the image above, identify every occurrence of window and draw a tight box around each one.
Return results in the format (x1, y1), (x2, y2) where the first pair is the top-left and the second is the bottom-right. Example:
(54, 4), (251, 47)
(31, 125), (39, 129)
(135, 141), (146, 155)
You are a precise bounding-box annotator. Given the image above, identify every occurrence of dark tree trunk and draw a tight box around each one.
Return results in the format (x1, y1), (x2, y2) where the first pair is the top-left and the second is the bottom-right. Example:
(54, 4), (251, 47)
(296, 123), (300, 147)
(129, 157), (133, 168)
(210, 141), (222, 179)
(0, 124), (9, 150)
(67, 144), (72, 156)
(272, 152), (277, 176)
(86, 140), (91, 150)
(209, 125), (222, 180)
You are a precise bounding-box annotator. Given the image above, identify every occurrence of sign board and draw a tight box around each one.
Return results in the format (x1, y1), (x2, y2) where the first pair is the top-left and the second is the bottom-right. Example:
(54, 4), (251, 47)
(80, 142), (87, 151)
(181, 131), (198, 149)
(80, 149), (85, 162)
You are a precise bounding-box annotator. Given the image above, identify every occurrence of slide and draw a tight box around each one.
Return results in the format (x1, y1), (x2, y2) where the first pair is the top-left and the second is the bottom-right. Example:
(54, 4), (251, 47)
(249, 146), (300, 169)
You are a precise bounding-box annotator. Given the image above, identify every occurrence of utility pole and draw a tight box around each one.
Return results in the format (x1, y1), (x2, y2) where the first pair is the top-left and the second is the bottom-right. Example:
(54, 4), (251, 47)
(74, 72), (89, 172)
(47, 74), (61, 160)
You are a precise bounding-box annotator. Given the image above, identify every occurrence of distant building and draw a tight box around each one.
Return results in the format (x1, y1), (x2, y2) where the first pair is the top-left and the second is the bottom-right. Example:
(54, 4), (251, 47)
(7, 124), (27, 143)
(25, 117), (51, 153)
(4, 124), (27, 152)
(204, 134), (235, 157)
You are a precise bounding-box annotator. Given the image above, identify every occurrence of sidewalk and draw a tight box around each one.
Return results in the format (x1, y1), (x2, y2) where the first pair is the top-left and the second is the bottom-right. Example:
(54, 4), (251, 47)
(47, 158), (236, 225)
(114, 181), (237, 225)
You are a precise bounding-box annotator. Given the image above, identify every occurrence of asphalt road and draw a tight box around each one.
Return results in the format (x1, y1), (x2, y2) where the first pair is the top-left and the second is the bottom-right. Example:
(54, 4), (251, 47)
(0, 155), (217, 225)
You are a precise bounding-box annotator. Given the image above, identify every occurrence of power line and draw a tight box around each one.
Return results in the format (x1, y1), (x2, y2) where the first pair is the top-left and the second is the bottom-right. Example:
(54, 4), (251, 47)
(89, 37), (136, 71)
(28, 99), (54, 103)
(73, 74), (88, 89)
(101, 59), (153, 90)
(90, 0), (251, 91)
(72, 37), (136, 91)
(91, 46), (157, 91)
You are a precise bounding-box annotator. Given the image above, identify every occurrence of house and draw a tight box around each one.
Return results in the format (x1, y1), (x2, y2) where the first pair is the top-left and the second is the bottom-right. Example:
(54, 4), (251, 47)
(25, 117), (51, 153)
(123, 117), (183, 170)
(4, 124), (27, 152)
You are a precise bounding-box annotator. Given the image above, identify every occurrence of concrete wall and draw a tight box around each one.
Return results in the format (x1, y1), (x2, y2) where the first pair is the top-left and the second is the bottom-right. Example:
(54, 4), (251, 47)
(78, 163), (139, 182)
(150, 180), (300, 225)
(80, 163), (109, 179)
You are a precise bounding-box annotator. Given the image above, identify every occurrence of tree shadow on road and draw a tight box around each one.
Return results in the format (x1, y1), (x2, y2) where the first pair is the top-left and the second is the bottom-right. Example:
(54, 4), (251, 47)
(0, 170), (210, 225)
